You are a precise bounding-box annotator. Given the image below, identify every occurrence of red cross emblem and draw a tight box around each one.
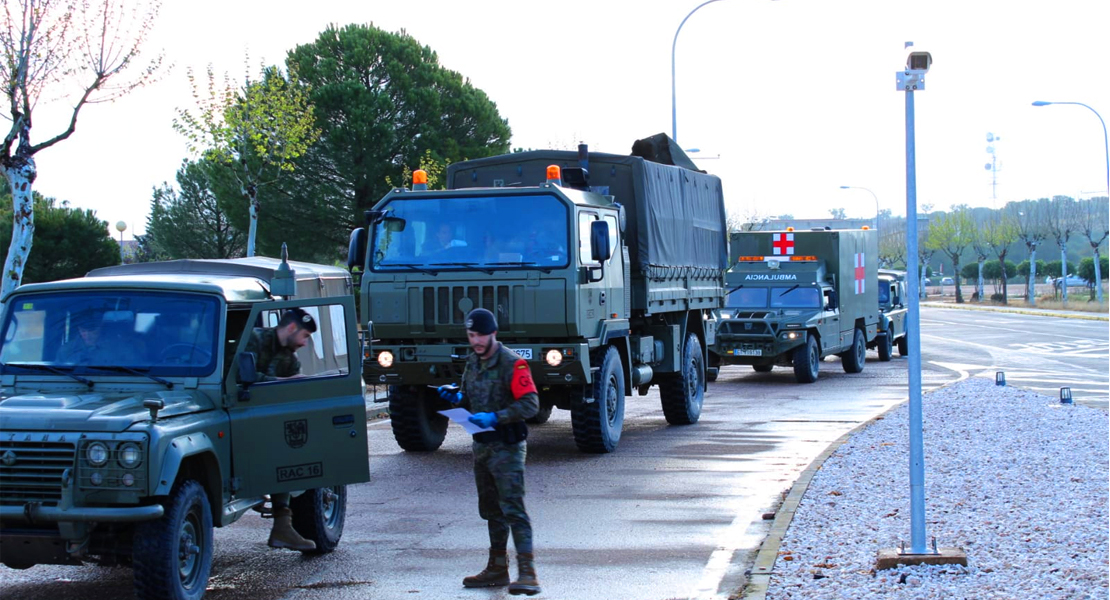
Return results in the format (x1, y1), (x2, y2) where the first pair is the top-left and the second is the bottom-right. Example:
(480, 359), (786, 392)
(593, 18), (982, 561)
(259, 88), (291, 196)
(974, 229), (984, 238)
(772, 233), (794, 256)
(854, 253), (865, 294)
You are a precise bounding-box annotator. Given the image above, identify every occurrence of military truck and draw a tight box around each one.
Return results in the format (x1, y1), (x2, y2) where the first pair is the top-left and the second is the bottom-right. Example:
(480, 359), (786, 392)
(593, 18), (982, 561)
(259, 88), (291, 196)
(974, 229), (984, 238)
(872, 268), (909, 360)
(709, 228), (878, 383)
(0, 253), (370, 600)
(348, 135), (727, 453)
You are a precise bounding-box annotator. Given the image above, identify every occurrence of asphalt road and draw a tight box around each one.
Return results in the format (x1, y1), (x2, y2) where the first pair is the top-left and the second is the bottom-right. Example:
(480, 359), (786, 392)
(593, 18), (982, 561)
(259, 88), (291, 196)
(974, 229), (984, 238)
(1, 307), (1105, 600)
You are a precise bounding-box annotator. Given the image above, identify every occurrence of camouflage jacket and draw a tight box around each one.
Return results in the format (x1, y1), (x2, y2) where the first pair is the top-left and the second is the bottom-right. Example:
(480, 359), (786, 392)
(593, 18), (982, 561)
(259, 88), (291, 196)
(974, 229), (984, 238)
(244, 327), (301, 381)
(461, 342), (539, 423)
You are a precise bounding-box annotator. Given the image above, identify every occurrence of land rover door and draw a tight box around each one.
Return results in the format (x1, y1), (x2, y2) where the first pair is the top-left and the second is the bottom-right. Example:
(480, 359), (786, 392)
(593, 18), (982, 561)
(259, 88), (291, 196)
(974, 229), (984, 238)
(225, 297), (368, 499)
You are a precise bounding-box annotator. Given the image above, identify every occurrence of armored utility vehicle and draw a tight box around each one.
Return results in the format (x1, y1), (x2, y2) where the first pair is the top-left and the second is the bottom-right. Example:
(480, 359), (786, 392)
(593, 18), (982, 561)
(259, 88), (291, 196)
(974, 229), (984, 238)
(873, 268), (909, 359)
(0, 253), (370, 600)
(709, 228), (878, 383)
(349, 135), (727, 453)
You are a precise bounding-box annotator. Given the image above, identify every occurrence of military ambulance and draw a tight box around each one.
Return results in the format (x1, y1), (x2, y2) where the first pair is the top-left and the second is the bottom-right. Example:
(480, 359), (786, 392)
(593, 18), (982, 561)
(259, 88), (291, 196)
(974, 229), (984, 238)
(710, 228), (879, 383)
(0, 252), (369, 600)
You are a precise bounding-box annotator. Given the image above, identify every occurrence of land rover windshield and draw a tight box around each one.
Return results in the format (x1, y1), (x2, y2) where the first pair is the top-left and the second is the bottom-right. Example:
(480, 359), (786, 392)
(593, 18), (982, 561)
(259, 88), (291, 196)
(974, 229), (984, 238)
(371, 194), (570, 272)
(726, 286), (822, 309)
(0, 291), (220, 377)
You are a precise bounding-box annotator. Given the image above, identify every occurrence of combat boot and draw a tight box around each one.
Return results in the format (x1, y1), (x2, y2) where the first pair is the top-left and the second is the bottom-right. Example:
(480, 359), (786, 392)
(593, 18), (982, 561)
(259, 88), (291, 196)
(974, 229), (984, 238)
(267, 506), (316, 551)
(508, 552), (540, 596)
(462, 549), (510, 588)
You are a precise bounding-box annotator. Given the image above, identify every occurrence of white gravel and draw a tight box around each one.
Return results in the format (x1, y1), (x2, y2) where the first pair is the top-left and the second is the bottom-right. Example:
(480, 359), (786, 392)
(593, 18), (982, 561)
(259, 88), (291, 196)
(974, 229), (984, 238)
(765, 377), (1109, 600)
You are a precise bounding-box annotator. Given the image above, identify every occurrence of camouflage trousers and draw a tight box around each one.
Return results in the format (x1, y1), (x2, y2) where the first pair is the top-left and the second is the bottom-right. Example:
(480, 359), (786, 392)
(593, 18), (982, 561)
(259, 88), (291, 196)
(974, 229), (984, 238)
(473, 440), (532, 554)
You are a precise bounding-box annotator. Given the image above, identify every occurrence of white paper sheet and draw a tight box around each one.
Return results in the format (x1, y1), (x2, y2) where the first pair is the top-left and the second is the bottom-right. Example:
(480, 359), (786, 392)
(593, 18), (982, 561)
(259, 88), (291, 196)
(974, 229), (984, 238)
(437, 408), (496, 434)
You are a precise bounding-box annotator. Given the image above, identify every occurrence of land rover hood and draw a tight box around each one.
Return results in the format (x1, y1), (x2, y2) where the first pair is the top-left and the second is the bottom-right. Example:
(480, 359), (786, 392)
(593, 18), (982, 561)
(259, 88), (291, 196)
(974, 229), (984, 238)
(0, 392), (214, 433)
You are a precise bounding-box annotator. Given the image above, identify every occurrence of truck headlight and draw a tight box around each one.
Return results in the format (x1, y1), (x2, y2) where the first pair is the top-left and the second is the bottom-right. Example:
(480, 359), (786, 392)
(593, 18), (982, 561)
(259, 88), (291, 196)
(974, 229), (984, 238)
(782, 332), (799, 340)
(118, 443), (142, 468)
(377, 351), (394, 368)
(87, 442), (109, 467)
(544, 349), (563, 367)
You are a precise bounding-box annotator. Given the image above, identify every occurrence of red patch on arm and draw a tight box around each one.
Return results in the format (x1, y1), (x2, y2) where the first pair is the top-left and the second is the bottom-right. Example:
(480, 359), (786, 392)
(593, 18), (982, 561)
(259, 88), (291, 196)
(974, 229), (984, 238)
(511, 359), (537, 399)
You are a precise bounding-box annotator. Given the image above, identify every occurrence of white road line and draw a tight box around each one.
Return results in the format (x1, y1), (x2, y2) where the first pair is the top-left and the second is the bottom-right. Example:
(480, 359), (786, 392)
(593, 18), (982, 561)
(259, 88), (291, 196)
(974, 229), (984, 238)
(688, 493), (769, 600)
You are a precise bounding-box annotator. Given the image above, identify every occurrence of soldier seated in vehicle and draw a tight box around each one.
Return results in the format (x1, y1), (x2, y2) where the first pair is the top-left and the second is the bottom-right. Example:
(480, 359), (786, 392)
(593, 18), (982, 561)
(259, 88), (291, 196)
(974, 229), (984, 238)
(56, 309), (140, 365)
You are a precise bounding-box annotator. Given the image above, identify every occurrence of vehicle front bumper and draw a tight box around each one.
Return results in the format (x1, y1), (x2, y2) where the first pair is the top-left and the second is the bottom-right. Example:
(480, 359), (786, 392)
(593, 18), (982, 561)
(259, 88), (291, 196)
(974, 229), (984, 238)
(0, 503), (164, 524)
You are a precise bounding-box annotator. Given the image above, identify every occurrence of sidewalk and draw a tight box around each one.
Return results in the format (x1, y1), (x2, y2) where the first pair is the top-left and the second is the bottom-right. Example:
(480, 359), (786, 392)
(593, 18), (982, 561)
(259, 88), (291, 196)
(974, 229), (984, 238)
(920, 300), (1109, 321)
(741, 378), (1109, 600)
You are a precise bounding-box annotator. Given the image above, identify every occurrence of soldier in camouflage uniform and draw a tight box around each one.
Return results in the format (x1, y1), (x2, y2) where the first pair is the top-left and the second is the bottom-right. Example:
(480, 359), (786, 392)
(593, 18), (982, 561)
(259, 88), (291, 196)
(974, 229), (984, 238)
(439, 307), (541, 596)
(243, 308), (318, 551)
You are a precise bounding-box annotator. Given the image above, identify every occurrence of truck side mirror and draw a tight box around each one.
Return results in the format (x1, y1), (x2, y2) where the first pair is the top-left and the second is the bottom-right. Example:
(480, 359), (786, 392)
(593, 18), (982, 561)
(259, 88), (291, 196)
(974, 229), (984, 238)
(347, 227), (367, 271)
(825, 291), (838, 311)
(237, 352), (259, 387)
(590, 220), (612, 262)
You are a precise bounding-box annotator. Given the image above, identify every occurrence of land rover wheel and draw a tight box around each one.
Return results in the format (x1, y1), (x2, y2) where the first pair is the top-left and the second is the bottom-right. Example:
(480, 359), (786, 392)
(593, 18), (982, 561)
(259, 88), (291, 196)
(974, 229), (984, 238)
(877, 332), (893, 362)
(133, 479), (212, 600)
(897, 331), (909, 357)
(526, 403), (553, 425)
(752, 364), (773, 373)
(660, 333), (705, 425)
(389, 385), (448, 451)
(841, 327), (866, 373)
(571, 346), (625, 453)
(792, 336), (819, 383)
(292, 485), (346, 554)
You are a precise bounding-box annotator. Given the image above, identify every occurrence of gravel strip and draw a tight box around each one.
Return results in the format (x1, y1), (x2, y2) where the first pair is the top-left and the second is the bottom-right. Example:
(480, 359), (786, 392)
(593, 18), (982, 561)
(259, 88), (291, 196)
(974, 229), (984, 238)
(765, 377), (1109, 600)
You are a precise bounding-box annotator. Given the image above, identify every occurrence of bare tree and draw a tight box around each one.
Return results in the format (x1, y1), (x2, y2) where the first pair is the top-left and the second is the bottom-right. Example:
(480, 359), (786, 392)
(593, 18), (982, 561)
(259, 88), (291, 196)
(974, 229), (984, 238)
(1008, 199), (1050, 306)
(1, 0), (162, 301)
(1078, 196), (1108, 302)
(1046, 195), (1081, 305)
(970, 212), (992, 302)
(983, 212), (1018, 304)
(727, 202), (771, 232)
(879, 225), (907, 269)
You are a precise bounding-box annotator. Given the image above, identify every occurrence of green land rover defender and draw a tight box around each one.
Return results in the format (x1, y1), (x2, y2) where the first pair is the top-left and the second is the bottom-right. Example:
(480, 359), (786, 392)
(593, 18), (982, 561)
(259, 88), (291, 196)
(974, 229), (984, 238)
(0, 254), (370, 600)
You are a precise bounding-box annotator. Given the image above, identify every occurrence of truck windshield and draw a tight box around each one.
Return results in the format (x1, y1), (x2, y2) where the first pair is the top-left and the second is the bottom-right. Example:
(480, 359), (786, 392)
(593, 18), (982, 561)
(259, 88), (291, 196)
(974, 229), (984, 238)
(770, 286), (821, 308)
(0, 291), (220, 377)
(371, 194), (569, 272)
(726, 288), (769, 308)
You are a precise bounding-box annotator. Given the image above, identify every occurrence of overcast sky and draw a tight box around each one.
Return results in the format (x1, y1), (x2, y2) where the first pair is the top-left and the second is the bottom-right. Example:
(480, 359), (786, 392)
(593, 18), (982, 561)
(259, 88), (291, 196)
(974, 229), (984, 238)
(27, 0), (1110, 238)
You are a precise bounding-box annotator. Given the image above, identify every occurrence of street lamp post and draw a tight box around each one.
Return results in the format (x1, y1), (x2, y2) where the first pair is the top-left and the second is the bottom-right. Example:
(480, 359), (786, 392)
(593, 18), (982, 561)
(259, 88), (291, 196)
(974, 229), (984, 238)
(1032, 100), (1109, 303)
(115, 221), (127, 263)
(671, 0), (726, 143)
(839, 185), (880, 230)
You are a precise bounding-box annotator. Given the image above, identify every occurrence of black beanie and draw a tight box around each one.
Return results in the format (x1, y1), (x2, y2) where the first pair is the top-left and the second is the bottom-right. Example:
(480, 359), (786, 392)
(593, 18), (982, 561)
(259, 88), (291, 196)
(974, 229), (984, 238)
(465, 308), (497, 334)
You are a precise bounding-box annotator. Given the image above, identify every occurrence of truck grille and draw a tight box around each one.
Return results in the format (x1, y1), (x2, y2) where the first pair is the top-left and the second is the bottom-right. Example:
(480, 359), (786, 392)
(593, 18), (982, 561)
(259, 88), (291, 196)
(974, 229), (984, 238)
(423, 285), (512, 332)
(0, 438), (76, 507)
(719, 320), (775, 336)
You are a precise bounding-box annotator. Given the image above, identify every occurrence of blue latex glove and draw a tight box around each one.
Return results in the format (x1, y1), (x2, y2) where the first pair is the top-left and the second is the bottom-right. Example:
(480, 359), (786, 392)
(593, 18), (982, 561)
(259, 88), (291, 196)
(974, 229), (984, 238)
(437, 384), (463, 404)
(469, 412), (498, 429)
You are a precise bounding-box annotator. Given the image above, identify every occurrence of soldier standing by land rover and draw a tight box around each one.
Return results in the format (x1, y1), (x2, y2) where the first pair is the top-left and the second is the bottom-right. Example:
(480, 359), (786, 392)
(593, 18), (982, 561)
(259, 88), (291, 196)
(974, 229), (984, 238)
(0, 253), (369, 600)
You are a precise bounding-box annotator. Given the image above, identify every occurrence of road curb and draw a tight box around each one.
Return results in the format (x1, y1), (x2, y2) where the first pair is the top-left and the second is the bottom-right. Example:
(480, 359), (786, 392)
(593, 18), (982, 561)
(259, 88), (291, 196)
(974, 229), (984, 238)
(921, 302), (1108, 321)
(741, 397), (911, 599)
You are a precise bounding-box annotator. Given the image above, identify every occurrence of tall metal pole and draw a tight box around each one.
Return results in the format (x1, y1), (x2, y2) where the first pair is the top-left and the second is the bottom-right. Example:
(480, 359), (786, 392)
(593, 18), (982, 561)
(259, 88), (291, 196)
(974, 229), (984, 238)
(898, 54), (929, 555)
(1032, 100), (1108, 302)
(672, 0), (725, 142)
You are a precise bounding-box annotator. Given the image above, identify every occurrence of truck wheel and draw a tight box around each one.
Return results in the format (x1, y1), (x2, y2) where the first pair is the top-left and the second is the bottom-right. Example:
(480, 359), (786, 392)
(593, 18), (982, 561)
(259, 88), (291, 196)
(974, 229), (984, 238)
(389, 385), (448, 452)
(526, 404), (553, 425)
(133, 479), (213, 600)
(752, 364), (773, 373)
(841, 328), (866, 373)
(897, 332), (909, 357)
(659, 333), (705, 425)
(792, 336), (819, 383)
(291, 485), (346, 554)
(877, 332), (893, 362)
(571, 346), (625, 453)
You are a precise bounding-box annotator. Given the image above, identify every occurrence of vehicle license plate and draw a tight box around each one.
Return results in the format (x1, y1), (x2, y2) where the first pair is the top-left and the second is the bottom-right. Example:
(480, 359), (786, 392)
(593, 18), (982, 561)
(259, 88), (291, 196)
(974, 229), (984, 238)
(510, 348), (533, 359)
(731, 349), (761, 356)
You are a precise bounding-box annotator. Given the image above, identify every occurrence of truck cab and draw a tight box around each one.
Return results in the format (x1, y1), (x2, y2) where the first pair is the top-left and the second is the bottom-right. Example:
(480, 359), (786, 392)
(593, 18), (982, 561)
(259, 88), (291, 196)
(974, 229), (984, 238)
(0, 255), (369, 600)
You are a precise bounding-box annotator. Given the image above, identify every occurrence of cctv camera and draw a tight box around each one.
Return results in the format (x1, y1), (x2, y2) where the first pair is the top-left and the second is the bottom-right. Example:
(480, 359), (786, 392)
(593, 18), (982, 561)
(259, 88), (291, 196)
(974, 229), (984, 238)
(906, 51), (932, 72)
